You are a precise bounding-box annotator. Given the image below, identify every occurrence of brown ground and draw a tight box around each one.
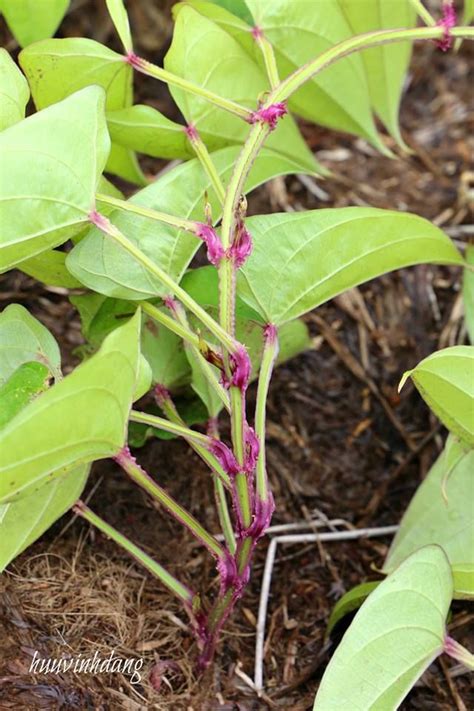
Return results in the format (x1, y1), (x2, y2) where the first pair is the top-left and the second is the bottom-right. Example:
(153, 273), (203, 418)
(1, 2), (473, 709)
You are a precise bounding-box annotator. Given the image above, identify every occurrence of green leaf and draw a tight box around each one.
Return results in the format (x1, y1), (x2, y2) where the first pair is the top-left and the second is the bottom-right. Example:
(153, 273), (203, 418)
(66, 145), (318, 300)
(107, 105), (193, 160)
(244, 0), (385, 151)
(463, 245), (474, 344)
(313, 545), (452, 711)
(237, 208), (463, 326)
(0, 48), (30, 130)
(0, 86), (110, 271)
(399, 346), (474, 446)
(19, 38), (144, 185)
(0, 0), (69, 47)
(0, 310), (142, 503)
(166, 5), (320, 174)
(18, 249), (83, 288)
(106, 0), (133, 53)
(0, 362), (50, 428)
(338, 0), (415, 148)
(326, 581), (381, 637)
(70, 292), (191, 389)
(384, 436), (474, 599)
(0, 464), (89, 571)
(0, 304), (61, 383)
(208, 0), (253, 23)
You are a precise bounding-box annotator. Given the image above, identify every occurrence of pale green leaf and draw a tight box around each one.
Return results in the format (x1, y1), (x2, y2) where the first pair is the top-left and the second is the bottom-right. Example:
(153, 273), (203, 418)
(463, 245), (474, 344)
(0, 48), (30, 130)
(166, 5), (321, 174)
(19, 38), (131, 111)
(244, 0), (385, 151)
(237, 208), (463, 326)
(18, 38), (144, 184)
(314, 545), (452, 711)
(0, 464), (89, 571)
(0, 304), (61, 383)
(209, 0), (253, 23)
(399, 346), (474, 446)
(70, 292), (190, 390)
(0, 86), (110, 271)
(106, 0), (133, 53)
(66, 145), (318, 300)
(326, 581), (381, 637)
(0, 362), (50, 428)
(107, 105), (193, 160)
(18, 249), (83, 288)
(0, 310), (141, 503)
(338, 0), (415, 148)
(384, 436), (474, 599)
(0, 0), (69, 47)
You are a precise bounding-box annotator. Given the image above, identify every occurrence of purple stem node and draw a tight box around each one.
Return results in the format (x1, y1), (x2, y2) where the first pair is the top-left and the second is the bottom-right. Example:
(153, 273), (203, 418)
(195, 223), (225, 266)
(248, 102), (288, 131)
(436, 2), (456, 51)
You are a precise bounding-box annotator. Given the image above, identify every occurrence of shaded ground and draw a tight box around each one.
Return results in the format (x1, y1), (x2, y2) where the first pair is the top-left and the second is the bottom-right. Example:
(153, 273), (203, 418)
(0, 2), (473, 709)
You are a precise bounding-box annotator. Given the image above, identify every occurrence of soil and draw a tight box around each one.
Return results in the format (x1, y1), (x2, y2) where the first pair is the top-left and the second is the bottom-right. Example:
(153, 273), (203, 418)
(0, 2), (473, 710)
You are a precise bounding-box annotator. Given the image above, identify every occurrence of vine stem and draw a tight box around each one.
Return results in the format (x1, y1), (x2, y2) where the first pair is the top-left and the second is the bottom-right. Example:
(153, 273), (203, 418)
(408, 0), (437, 26)
(255, 325), (279, 500)
(96, 193), (202, 235)
(185, 125), (226, 205)
(125, 53), (253, 121)
(73, 500), (196, 606)
(116, 447), (226, 561)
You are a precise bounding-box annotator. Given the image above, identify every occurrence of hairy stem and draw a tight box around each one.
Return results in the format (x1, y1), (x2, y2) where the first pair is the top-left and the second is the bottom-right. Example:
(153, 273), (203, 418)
(130, 408), (211, 445)
(253, 28), (280, 88)
(255, 325), (279, 500)
(156, 390), (231, 490)
(96, 193), (201, 235)
(116, 448), (226, 560)
(126, 53), (253, 121)
(185, 126), (226, 205)
(273, 27), (474, 103)
(73, 500), (195, 606)
(408, 0), (437, 26)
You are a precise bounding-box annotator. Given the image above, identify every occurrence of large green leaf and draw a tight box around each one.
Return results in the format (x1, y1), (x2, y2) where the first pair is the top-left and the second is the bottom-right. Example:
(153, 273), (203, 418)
(107, 105), (194, 161)
(166, 5), (320, 174)
(0, 0), (69, 47)
(0, 86), (110, 271)
(399, 346), (474, 447)
(18, 249), (83, 288)
(384, 436), (474, 599)
(237, 208), (463, 326)
(0, 310), (142, 503)
(66, 145), (318, 300)
(0, 304), (61, 384)
(244, 0), (385, 150)
(0, 48), (30, 130)
(313, 545), (452, 711)
(0, 463), (89, 571)
(338, 0), (415, 148)
(326, 581), (381, 637)
(19, 38), (144, 184)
